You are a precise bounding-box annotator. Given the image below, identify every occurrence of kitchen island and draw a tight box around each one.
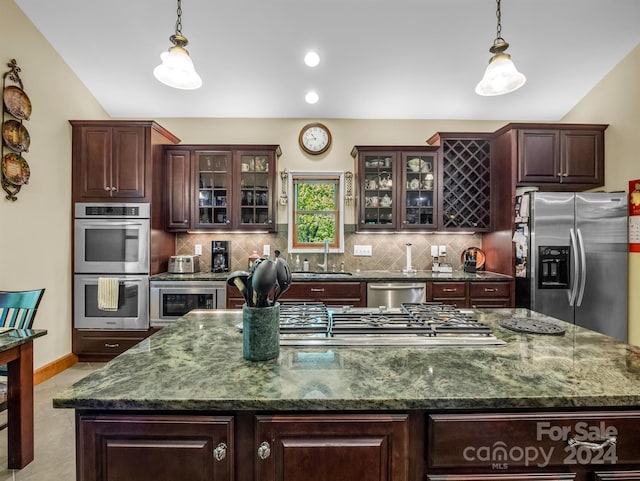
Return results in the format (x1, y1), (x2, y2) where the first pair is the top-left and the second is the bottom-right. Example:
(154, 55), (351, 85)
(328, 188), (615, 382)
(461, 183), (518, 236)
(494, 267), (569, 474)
(55, 309), (640, 481)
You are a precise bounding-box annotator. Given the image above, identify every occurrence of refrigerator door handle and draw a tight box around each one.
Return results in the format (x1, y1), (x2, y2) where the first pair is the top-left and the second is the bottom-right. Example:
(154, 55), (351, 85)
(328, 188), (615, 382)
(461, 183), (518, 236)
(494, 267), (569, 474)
(576, 228), (587, 306)
(569, 228), (580, 307)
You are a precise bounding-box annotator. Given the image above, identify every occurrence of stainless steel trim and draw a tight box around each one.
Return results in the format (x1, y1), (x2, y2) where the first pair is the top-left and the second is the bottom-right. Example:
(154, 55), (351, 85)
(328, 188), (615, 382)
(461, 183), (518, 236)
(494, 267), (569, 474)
(368, 284), (424, 290)
(74, 202), (150, 218)
(576, 228), (587, 307)
(568, 228), (579, 307)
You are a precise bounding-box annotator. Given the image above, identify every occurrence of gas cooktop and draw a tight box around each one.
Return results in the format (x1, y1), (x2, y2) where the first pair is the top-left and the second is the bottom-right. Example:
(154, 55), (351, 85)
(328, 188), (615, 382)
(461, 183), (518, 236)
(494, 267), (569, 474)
(277, 302), (506, 347)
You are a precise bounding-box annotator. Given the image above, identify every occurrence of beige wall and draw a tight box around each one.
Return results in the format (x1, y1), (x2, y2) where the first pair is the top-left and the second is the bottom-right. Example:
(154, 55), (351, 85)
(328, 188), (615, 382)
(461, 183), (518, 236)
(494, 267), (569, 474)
(562, 43), (640, 345)
(2, 0), (639, 370)
(0, 0), (108, 368)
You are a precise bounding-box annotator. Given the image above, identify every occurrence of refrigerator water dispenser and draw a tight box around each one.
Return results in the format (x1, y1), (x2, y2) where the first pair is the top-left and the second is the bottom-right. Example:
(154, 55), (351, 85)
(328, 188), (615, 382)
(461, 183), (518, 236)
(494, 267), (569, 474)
(538, 246), (569, 289)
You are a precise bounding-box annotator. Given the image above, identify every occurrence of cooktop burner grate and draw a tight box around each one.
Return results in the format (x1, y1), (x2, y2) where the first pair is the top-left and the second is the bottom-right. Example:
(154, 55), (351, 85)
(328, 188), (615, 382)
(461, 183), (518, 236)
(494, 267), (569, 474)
(401, 303), (492, 336)
(330, 311), (435, 335)
(278, 302), (329, 334)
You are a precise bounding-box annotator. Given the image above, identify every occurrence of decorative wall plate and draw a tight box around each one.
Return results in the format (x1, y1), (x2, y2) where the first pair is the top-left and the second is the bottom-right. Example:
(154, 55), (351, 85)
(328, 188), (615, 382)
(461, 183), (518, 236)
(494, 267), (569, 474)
(2, 152), (31, 185)
(3, 85), (32, 120)
(2, 119), (30, 152)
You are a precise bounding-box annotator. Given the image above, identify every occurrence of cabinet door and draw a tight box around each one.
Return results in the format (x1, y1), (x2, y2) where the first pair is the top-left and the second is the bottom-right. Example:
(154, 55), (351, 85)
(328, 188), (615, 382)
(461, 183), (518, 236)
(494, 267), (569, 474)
(165, 149), (192, 231)
(440, 138), (490, 231)
(193, 151), (232, 230)
(428, 282), (468, 307)
(111, 126), (146, 198)
(75, 126), (112, 199)
(517, 130), (561, 184)
(78, 414), (233, 481)
(561, 129), (604, 185)
(282, 282), (365, 306)
(237, 151), (275, 230)
(255, 414), (408, 481)
(401, 152), (437, 230)
(469, 281), (513, 308)
(359, 152), (398, 230)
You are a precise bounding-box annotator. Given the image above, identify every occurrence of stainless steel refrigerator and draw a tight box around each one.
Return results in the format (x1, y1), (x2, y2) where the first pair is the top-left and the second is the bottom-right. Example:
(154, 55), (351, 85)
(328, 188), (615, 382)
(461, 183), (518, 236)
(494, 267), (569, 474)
(515, 192), (628, 341)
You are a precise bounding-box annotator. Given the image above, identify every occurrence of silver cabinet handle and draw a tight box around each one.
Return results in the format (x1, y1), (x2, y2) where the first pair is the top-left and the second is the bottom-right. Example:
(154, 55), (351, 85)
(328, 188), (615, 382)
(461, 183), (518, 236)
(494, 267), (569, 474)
(104, 186), (111, 191)
(183, 220), (188, 224)
(310, 288), (325, 293)
(213, 442), (227, 461)
(484, 288), (497, 292)
(111, 186), (117, 191)
(568, 436), (616, 450)
(442, 288), (458, 293)
(257, 441), (271, 460)
(562, 173), (568, 177)
(557, 173), (563, 177)
(104, 343), (120, 348)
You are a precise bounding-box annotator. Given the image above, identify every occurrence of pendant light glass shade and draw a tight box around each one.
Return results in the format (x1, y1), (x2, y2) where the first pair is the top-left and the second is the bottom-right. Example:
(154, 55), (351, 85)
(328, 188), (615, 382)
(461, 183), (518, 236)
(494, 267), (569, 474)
(154, 36), (202, 90)
(475, 51), (526, 96)
(154, 1), (202, 90)
(475, 0), (525, 96)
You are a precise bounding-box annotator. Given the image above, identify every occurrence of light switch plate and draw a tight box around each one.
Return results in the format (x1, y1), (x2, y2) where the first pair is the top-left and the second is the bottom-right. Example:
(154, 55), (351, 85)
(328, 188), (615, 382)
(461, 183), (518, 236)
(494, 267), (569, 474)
(194, 244), (202, 255)
(263, 244), (271, 257)
(354, 245), (372, 256)
(430, 245), (439, 257)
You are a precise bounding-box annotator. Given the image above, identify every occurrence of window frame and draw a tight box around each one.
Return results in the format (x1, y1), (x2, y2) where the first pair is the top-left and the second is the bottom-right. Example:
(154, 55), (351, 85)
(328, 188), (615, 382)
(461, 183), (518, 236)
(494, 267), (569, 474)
(287, 170), (345, 254)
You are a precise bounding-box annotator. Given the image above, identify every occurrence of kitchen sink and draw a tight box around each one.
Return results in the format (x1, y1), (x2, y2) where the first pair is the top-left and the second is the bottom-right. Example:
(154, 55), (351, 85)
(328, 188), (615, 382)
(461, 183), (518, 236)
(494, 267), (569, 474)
(292, 272), (353, 279)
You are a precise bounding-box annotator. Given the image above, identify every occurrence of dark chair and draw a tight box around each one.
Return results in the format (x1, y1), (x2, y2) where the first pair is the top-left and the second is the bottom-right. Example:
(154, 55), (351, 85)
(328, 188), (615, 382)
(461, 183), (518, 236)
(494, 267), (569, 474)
(0, 289), (45, 430)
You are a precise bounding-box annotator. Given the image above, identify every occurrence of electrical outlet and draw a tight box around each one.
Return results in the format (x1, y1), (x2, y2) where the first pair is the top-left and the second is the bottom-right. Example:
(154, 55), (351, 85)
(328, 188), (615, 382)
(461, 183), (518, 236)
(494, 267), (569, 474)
(194, 244), (202, 255)
(438, 245), (447, 256)
(430, 245), (439, 257)
(263, 244), (271, 257)
(354, 245), (372, 256)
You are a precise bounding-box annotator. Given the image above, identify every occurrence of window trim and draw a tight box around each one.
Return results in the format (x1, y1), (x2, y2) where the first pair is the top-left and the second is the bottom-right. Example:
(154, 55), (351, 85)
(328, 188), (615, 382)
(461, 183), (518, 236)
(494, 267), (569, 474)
(287, 170), (345, 254)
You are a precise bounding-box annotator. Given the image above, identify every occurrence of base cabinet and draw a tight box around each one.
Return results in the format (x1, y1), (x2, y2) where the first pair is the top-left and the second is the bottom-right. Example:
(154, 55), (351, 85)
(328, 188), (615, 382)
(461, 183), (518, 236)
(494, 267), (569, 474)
(255, 414), (409, 481)
(73, 329), (159, 362)
(427, 280), (514, 308)
(77, 414), (233, 481)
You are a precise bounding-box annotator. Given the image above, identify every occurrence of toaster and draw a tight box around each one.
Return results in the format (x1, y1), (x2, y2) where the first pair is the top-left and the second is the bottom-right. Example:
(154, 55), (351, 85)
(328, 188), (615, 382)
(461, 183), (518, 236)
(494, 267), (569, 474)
(168, 255), (201, 274)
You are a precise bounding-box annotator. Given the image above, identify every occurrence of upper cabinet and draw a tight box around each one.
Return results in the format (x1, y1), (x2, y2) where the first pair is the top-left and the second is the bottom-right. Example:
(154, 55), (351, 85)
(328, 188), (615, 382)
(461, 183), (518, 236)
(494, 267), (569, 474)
(164, 145), (281, 232)
(495, 123), (607, 190)
(428, 133), (492, 232)
(352, 146), (438, 232)
(71, 120), (179, 203)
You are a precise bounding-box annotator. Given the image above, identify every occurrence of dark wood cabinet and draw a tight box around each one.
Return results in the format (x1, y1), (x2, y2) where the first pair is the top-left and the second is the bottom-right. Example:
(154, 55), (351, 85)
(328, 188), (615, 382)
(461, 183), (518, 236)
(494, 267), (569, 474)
(491, 123), (607, 190)
(226, 281), (366, 308)
(428, 133), (492, 231)
(255, 414), (409, 481)
(72, 329), (160, 362)
(165, 149), (192, 231)
(164, 145), (281, 232)
(78, 414), (233, 481)
(427, 280), (513, 308)
(352, 146), (439, 232)
(71, 121), (179, 202)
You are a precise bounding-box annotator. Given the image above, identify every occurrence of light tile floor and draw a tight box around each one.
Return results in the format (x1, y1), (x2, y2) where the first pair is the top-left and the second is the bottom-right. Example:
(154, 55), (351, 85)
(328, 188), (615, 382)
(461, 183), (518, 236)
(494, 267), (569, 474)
(0, 363), (100, 481)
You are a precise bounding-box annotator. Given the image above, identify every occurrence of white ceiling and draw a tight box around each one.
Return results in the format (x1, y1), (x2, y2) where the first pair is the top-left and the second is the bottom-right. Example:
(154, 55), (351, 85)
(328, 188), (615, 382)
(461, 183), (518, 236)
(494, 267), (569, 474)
(14, 0), (640, 121)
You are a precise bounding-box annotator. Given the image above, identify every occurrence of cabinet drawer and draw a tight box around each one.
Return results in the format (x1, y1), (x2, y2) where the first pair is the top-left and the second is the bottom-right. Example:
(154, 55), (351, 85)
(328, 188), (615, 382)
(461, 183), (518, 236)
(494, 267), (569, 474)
(429, 412), (640, 470)
(283, 282), (364, 301)
(431, 282), (467, 298)
(469, 282), (511, 298)
(74, 330), (154, 357)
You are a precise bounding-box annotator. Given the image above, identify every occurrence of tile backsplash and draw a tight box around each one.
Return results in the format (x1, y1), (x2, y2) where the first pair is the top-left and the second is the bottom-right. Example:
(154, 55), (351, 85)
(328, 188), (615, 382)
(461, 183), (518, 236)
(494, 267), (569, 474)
(176, 226), (481, 273)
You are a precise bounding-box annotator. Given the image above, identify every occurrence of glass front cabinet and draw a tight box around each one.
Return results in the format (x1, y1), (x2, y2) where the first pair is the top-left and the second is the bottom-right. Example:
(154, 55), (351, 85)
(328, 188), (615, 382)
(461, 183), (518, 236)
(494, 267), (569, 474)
(352, 146), (438, 231)
(165, 145), (281, 232)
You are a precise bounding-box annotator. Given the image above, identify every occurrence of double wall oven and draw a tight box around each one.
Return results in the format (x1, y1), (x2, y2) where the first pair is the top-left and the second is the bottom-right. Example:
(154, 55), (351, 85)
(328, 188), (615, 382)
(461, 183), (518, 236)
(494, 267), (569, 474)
(74, 203), (150, 330)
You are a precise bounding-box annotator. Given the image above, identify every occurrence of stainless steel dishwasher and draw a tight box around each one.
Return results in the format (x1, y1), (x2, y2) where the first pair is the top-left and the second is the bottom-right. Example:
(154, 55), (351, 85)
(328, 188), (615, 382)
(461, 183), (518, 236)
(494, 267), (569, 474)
(367, 282), (426, 308)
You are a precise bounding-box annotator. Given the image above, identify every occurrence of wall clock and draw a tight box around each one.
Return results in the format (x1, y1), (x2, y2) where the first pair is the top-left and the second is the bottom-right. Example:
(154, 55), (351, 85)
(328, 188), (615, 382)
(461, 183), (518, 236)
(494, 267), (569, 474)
(299, 122), (331, 155)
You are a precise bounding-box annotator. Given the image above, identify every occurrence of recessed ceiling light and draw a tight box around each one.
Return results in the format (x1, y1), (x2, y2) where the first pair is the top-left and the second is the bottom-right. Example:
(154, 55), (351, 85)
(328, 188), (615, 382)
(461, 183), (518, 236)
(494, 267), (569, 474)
(304, 51), (320, 67)
(305, 91), (319, 104)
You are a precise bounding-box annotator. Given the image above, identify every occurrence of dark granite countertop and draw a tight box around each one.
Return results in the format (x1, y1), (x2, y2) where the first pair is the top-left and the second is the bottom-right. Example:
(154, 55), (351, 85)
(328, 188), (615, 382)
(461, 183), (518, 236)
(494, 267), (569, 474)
(54, 309), (640, 411)
(151, 270), (513, 282)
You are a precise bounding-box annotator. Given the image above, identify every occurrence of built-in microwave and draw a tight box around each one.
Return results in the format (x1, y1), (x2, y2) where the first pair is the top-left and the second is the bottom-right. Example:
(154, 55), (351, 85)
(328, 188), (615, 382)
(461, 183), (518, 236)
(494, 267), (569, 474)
(150, 281), (226, 327)
(74, 203), (150, 274)
(74, 274), (149, 329)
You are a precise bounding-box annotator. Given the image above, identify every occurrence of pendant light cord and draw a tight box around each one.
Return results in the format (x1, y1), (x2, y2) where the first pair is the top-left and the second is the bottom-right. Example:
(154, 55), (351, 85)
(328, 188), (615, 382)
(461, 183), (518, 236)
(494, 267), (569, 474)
(175, 0), (183, 36)
(495, 0), (504, 43)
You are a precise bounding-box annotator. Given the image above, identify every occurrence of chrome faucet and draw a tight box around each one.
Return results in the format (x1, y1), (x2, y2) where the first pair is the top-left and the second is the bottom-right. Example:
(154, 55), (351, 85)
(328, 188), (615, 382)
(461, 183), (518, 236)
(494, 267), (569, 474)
(317, 239), (330, 272)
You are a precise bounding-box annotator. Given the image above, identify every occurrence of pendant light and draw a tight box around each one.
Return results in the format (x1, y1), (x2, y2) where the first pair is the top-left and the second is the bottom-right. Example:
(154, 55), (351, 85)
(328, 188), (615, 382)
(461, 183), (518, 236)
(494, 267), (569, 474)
(475, 0), (525, 96)
(153, 0), (202, 90)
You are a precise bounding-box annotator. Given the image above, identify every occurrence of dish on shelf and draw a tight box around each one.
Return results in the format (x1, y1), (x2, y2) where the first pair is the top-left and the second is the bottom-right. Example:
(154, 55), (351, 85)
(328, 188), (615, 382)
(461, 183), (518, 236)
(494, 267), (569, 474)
(3, 86), (32, 120)
(2, 152), (31, 185)
(2, 119), (30, 152)
(460, 247), (486, 270)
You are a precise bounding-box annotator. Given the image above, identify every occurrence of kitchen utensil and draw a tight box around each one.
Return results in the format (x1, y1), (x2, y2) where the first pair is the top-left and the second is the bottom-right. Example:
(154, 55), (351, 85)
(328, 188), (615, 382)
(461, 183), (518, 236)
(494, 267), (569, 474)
(226, 271), (250, 303)
(273, 257), (292, 304)
(251, 259), (277, 308)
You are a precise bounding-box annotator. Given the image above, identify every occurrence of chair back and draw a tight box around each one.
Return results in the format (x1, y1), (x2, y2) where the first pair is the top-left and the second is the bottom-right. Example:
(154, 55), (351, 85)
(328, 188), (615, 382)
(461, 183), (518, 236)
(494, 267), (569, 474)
(0, 289), (45, 329)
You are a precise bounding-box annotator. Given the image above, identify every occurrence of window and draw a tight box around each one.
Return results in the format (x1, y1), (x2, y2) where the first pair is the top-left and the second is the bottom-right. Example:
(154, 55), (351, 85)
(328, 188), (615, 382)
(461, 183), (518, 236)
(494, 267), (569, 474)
(288, 171), (345, 253)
